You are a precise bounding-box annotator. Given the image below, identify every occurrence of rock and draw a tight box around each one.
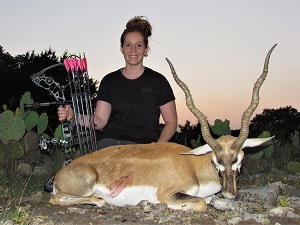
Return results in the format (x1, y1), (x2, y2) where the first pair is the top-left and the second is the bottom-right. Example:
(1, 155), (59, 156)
(67, 207), (87, 214)
(286, 211), (300, 219)
(17, 162), (32, 176)
(243, 213), (269, 224)
(32, 165), (51, 176)
(238, 182), (282, 208)
(287, 196), (300, 206)
(210, 196), (243, 212)
(268, 206), (294, 217)
(227, 217), (243, 225)
(137, 200), (154, 212)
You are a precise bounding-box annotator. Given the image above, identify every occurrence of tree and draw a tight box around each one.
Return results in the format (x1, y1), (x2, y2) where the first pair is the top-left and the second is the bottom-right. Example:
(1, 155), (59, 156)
(0, 46), (20, 108)
(176, 120), (196, 147)
(249, 106), (300, 143)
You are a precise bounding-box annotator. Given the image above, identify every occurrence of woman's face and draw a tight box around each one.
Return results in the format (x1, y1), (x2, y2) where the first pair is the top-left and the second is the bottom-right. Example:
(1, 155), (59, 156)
(121, 31), (148, 66)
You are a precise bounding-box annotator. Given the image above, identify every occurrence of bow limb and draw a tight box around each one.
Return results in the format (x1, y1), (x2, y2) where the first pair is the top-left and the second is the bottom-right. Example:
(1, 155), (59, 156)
(30, 63), (65, 102)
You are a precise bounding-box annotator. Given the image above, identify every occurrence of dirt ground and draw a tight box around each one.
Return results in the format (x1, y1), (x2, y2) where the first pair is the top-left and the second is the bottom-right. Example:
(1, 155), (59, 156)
(26, 198), (299, 225)
(2, 174), (299, 225)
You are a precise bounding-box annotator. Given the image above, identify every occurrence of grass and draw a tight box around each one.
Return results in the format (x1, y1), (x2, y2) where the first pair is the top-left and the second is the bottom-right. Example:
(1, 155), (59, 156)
(0, 172), (49, 224)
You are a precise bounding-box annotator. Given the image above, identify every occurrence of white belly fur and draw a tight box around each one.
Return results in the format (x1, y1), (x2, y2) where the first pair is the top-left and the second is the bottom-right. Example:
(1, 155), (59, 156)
(187, 181), (222, 198)
(93, 181), (221, 207)
(94, 185), (159, 206)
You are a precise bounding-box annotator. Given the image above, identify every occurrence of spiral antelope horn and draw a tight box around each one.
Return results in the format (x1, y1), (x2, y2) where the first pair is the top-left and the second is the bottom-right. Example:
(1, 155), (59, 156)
(231, 44), (277, 150)
(166, 58), (223, 152)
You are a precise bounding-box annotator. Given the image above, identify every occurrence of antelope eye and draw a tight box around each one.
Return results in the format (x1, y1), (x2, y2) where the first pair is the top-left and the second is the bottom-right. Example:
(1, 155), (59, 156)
(232, 158), (237, 165)
(217, 159), (224, 165)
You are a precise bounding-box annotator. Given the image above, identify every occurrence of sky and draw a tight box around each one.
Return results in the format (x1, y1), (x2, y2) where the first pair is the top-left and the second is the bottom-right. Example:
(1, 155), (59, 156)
(1, 0), (299, 129)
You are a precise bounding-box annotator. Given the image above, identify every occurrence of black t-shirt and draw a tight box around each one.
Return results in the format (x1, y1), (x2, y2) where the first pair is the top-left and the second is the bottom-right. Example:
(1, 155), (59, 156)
(97, 67), (175, 143)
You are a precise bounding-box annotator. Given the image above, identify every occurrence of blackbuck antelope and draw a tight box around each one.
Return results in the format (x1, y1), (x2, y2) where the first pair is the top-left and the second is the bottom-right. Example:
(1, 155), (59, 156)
(50, 44), (276, 212)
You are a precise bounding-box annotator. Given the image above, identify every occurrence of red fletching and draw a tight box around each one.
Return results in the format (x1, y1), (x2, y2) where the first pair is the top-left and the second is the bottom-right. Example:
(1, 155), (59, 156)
(64, 58), (70, 72)
(69, 58), (75, 71)
(83, 57), (88, 71)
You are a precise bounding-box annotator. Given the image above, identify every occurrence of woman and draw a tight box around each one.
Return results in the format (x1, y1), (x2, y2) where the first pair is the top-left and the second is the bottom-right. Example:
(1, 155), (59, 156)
(58, 16), (177, 149)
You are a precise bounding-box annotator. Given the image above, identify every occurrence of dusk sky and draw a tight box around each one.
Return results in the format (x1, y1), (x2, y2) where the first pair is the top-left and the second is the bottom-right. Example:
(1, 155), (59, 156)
(2, 0), (299, 129)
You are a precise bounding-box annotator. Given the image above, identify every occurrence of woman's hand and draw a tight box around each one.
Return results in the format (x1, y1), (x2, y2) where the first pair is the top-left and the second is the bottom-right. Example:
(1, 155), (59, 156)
(57, 105), (74, 122)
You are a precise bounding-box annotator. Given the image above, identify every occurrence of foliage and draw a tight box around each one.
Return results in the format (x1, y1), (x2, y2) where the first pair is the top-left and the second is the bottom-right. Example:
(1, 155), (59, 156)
(8, 140), (25, 160)
(0, 92), (52, 180)
(249, 131), (274, 160)
(240, 106), (300, 175)
(211, 119), (231, 136)
(0, 92), (48, 146)
(287, 161), (300, 174)
(175, 121), (214, 149)
(37, 112), (49, 135)
(0, 172), (49, 225)
(290, 130), (299, 148)
(191, 134), (202, 149)
(249, 106), (300, 144)
(0, 110), (25, 145)
(19, 91), (34, 119)
(277, 184), (290, 207)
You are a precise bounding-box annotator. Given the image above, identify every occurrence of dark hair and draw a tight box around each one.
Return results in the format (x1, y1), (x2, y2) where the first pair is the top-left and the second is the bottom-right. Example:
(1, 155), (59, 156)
(120, 16), (152, 47)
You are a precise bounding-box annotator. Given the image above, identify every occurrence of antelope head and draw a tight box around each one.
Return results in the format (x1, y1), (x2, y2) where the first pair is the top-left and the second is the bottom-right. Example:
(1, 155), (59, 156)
(166, 44), (276, 199)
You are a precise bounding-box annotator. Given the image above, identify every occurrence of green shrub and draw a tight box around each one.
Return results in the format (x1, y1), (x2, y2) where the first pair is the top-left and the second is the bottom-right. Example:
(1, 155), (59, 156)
(287, 161), (300, 174)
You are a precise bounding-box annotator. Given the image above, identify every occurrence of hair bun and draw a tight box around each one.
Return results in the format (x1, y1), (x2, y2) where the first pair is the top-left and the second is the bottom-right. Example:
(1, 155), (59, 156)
(126, 16), (152, 38)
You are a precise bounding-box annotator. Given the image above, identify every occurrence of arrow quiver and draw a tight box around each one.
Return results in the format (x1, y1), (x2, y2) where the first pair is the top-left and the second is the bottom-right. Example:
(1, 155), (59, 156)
(64, 55), (97, 156)
(30, 55), (97, 164)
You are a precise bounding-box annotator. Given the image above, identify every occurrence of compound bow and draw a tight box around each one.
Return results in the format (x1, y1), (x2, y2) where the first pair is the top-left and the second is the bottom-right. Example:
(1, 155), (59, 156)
(30, 55), (97, 191)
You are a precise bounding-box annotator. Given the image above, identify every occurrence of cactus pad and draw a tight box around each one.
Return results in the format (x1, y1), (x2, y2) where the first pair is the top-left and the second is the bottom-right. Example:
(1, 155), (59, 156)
(0, 110), (25, 145)
(249, 150), (264, 161)
(20, 91), (34, 119)
(211, 119), (231, 136)
(24, 111), (39, 132)
(37, 112), (48, 135)
(8, 140), (25, 160)
(55, 124), (63, 140)
(258, 131), (274, 159)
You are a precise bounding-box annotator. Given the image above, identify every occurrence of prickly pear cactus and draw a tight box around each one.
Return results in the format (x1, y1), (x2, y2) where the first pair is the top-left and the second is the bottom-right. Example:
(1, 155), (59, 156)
(0, 141), (8, 163)
(249, 131), (274, 161)
(0, 110), (25, 145)
(259, 131), (274, 160)
(19, 91), (34, 119)
(8, 140), (24, 160)
(37, 112), (48, 135)
(211, 119), (231, 136)
(14, 107), (22, 117)
(55, 124), (63, 140)
(24, 111), (39, 132)
(2, 104), (7, 111)
(249, 149), (264, 161)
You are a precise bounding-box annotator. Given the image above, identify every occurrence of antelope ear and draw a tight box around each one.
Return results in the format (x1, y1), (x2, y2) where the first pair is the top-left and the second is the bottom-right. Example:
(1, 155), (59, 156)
(242, 136), (274, 149)
(181, 144), (213, 156)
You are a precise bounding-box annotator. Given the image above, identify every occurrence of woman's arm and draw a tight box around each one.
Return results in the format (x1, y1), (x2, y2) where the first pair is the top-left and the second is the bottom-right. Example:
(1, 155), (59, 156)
(93, 100), (112, 130)
(57, 100), (112, 130)
(157, 100), (178, 142)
